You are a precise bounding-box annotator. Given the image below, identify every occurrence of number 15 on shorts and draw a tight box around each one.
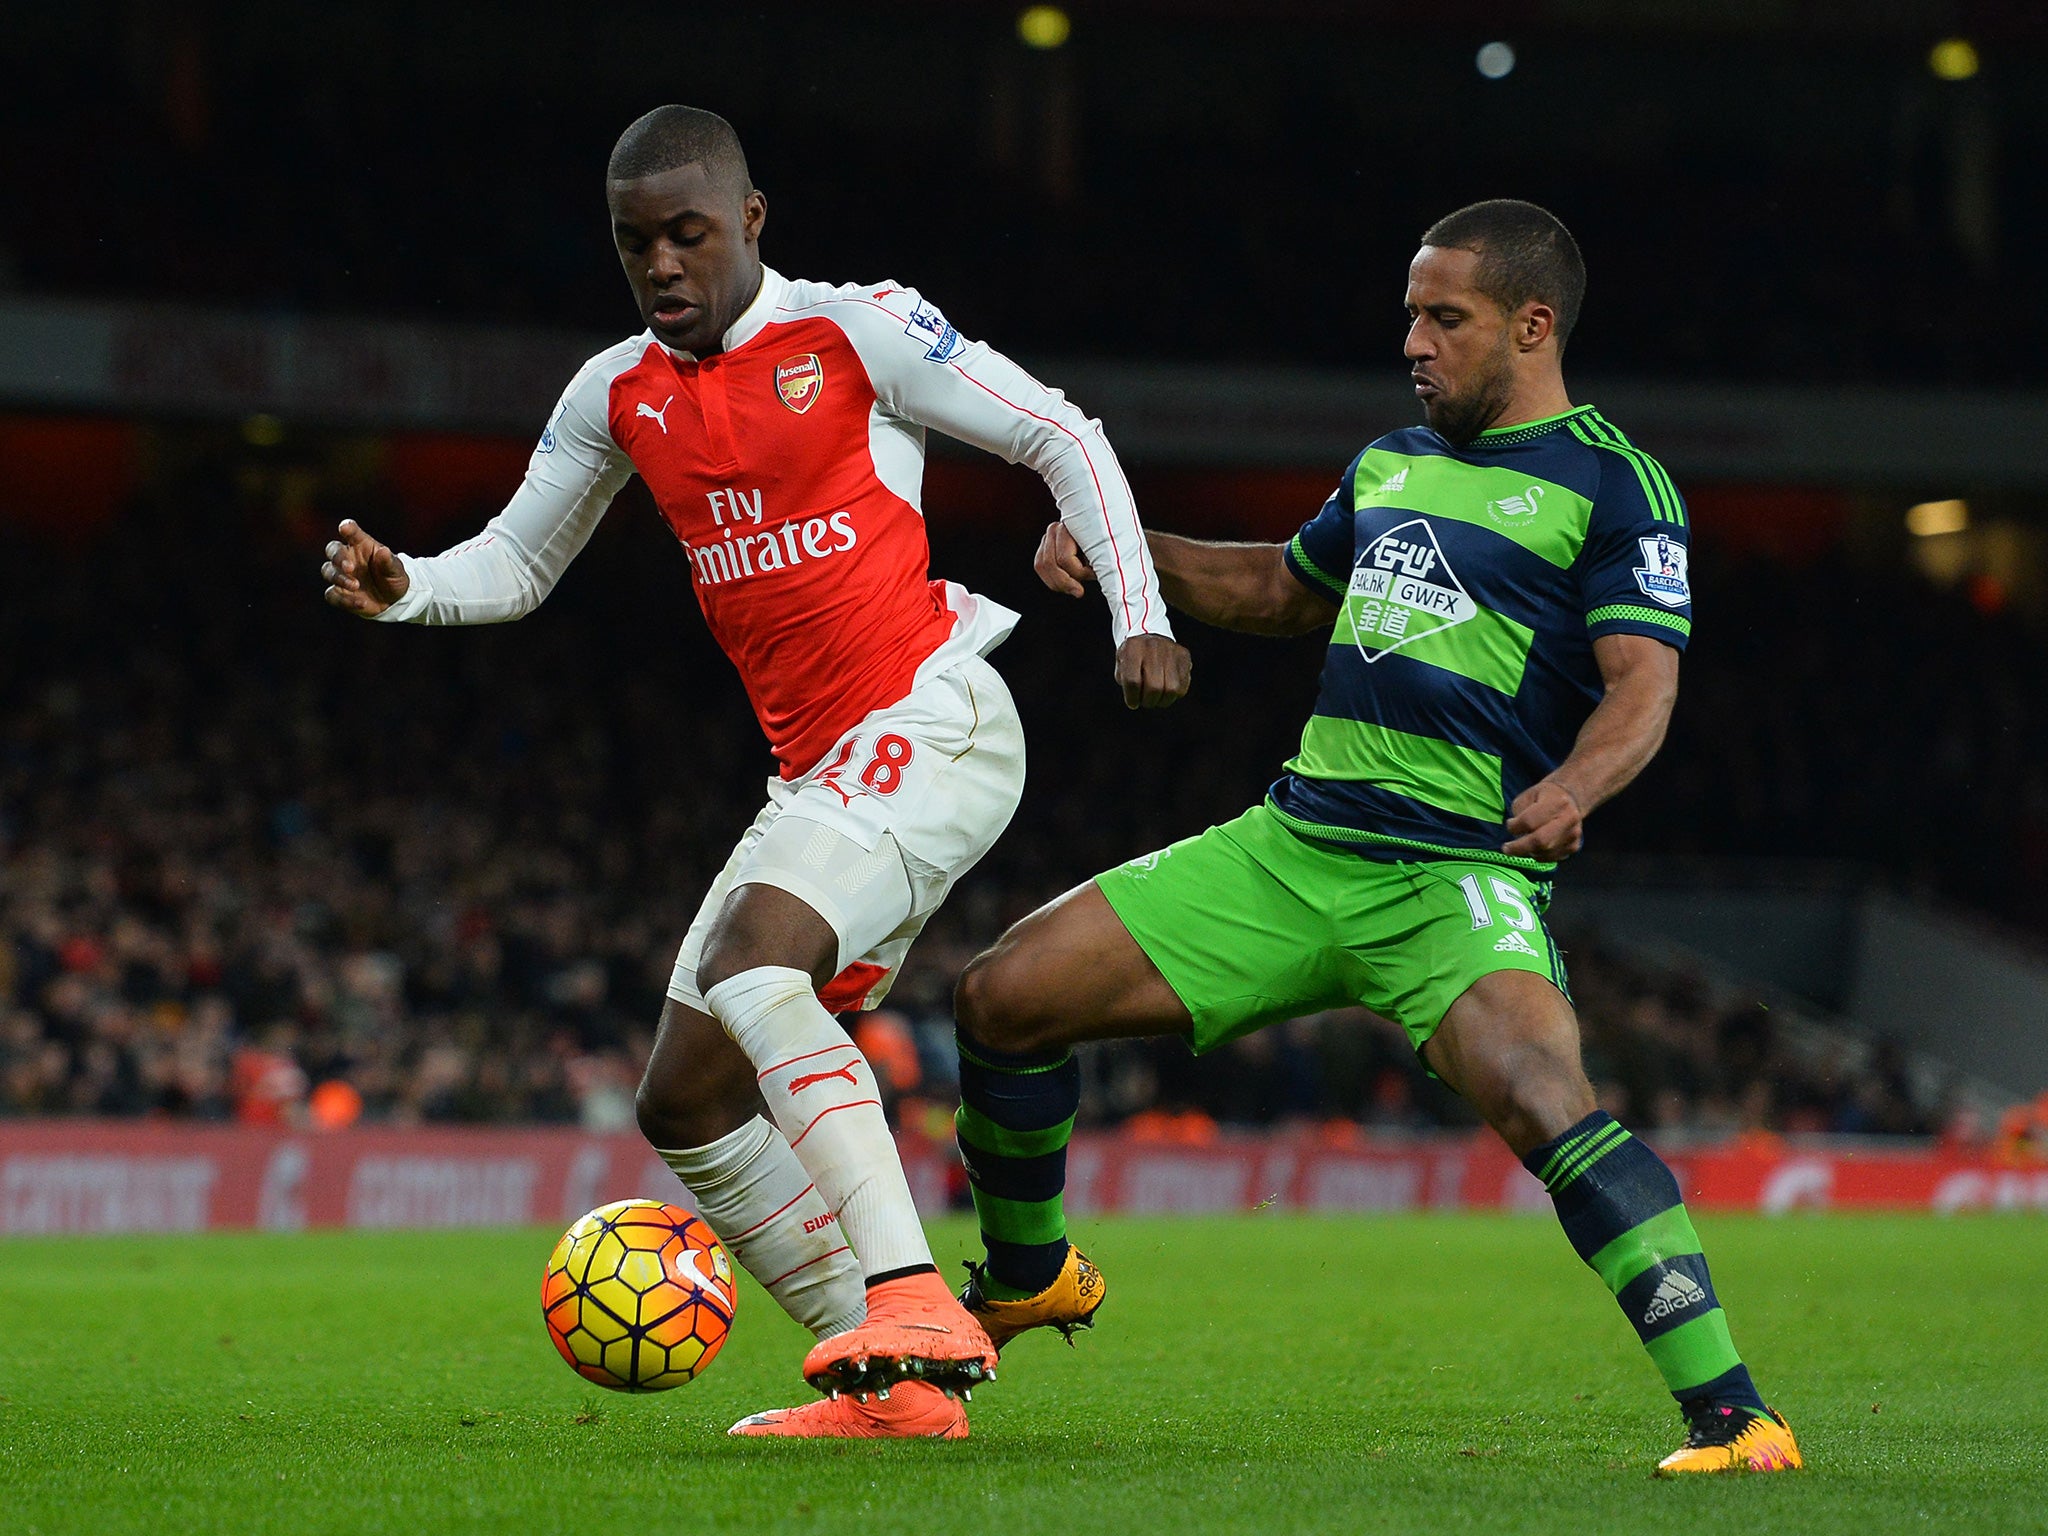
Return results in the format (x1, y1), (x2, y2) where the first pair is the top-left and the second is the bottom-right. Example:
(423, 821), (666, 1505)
(1457, 873), (1536, 931)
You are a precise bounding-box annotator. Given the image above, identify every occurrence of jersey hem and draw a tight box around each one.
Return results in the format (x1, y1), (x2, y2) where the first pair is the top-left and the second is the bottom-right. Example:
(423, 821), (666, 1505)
(1263, 798), (1559, 875)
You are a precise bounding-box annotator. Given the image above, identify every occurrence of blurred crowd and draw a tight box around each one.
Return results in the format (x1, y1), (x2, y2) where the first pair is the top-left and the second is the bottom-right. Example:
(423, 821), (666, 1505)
(8, 4), (2043, 389)
(7, 457), (2034, 1145)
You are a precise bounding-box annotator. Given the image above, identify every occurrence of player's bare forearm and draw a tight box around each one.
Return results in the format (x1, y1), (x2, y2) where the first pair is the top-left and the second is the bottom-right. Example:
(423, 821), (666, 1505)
(1146, 532), (1336, 637)
(1503, 634), (1678, 859)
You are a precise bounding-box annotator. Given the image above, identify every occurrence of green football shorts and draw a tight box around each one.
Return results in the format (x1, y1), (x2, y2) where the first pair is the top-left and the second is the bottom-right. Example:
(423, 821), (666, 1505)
(1094, 801), (1567, 1055)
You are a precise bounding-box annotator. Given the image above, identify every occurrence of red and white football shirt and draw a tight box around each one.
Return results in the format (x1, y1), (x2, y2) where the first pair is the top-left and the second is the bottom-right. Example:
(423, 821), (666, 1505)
(380, 267), (1169, 778)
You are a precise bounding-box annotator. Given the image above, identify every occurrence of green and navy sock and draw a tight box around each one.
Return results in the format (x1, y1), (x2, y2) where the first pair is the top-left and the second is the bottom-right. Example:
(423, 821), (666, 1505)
(954, 1028), (1080, 1298)
(1523, 1111), (1766, 1415)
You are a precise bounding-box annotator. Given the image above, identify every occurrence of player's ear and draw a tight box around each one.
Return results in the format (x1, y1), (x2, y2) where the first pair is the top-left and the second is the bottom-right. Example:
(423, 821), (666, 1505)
(1518, 302), (1558, 352)
(742, 189), (768, 245)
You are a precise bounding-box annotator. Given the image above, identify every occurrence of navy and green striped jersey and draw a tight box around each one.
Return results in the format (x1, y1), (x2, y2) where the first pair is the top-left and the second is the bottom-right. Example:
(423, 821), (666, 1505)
(1272, 404), (1691, 872)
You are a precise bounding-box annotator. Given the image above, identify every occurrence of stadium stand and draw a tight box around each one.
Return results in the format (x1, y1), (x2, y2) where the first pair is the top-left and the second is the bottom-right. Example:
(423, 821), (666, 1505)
(1, 446), (2024, 1142)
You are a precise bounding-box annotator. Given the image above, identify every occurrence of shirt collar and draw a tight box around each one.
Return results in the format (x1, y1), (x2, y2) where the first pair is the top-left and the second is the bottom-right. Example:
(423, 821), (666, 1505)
(657, 265), (785, 362)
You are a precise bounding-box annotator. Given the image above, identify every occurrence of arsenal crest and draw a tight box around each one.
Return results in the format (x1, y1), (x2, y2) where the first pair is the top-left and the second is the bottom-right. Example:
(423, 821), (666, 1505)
(774, 353), (824, 414)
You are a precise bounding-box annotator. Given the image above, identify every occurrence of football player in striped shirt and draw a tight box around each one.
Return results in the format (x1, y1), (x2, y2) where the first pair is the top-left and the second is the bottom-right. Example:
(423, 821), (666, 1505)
(949, 201), (1801, 1476)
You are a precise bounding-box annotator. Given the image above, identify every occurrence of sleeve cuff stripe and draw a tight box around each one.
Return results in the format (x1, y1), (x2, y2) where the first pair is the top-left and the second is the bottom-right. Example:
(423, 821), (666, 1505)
(1286, 534), (1346, 597)
(1587, 603), (1690, 637)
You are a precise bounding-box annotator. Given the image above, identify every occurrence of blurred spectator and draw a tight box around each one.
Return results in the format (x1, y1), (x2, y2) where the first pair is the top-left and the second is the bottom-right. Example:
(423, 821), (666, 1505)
(0, 465), (2019, 1140)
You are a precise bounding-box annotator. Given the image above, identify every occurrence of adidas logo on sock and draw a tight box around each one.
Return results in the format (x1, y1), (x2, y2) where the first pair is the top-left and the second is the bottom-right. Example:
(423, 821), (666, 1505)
(1493, 930), (1539, 955)
(1641, 1271), (1707, 1326)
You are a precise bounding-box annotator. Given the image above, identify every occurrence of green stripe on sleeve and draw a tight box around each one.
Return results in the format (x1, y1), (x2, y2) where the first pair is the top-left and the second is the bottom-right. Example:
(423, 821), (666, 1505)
(1586, 1203), (1704, 1294)
(1593, 414), (1687, 529)
(1587, 604), (1691, 638)
(1644, 1308), (1745, 1396)
(955, 1104), (1076, 1160)
(1573, 416), (1685, 526)
(1286, 716), (1504, 823)
(1287, 533), (1346, 596)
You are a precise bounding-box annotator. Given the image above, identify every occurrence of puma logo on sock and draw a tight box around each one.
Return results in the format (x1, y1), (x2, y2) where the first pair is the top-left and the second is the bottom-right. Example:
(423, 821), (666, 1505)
(790, 1064), (861, 1093)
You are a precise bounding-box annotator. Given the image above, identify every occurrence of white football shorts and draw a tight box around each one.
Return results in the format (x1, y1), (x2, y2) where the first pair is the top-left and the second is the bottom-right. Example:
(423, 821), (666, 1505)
(666, 653), (1026, 1014)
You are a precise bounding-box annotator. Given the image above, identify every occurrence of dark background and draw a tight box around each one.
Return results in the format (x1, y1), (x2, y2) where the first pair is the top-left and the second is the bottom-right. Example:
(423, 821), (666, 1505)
(7, 0), (2045, 381)
(3, 1), (2043, 1137)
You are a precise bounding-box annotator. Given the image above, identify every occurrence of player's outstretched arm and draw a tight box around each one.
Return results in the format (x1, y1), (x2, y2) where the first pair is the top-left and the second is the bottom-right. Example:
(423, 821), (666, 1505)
(1503, 633), (1679, 860)
(1032, 523), (1193, 708)
(1039, 524), (1335, 638)
(322, 519), (409, 617)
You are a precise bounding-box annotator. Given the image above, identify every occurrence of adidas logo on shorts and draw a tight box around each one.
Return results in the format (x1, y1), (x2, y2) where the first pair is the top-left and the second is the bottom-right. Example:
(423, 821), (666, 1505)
(1493, 930), (1540, 956)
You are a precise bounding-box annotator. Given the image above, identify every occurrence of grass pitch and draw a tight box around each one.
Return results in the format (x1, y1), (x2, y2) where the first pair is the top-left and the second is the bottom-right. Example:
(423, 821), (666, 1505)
(3, 1214), (2044, 1535)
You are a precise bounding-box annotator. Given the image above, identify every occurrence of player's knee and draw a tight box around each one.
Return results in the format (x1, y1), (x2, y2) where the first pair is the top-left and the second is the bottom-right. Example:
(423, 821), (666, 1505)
(954, 948), (1043, 1054)
(634, 1058), (750, 1150)
(1490, 1040), (1595, 1150)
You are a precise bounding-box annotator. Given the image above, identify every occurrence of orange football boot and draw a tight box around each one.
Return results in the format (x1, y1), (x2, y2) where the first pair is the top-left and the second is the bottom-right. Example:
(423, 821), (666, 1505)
(800, 1270), (998, 1397)
(728, 1379), (968, 1439)
(1655, 1405), (1804, 1475)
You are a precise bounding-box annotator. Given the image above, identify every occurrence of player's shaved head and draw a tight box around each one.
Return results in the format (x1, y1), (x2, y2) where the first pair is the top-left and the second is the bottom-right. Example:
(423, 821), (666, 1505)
(1420, 200), (1586, 350)
(608, 105), (752, 194)
(605, 108), (767, 357)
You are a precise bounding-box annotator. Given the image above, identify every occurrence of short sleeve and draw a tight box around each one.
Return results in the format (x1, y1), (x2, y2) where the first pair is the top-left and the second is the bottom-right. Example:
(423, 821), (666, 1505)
(1282, 451), (1363, 604)
(1578, 453), (1692, 651)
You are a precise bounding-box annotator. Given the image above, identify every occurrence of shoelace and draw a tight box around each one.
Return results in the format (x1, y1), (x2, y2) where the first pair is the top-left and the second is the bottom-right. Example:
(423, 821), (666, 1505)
(1680, 1403), (1756, 1447)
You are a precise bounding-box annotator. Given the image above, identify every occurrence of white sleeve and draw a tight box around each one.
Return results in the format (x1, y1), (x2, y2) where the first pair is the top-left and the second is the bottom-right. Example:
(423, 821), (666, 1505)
(842, 287), (1171, 646)
(377, 355), (635, 626)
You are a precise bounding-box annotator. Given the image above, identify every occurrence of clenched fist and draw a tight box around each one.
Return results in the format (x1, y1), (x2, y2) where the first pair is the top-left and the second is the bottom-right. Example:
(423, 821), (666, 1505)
(1035, 522), (1191, 708)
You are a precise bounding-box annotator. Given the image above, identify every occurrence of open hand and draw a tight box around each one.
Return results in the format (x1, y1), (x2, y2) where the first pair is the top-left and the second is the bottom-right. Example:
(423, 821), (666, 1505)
(322, 519), (409, 617)
(1502, 779), (1583, 860)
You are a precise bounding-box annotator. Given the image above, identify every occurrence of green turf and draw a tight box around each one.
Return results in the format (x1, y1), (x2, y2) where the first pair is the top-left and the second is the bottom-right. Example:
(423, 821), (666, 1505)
(3, 1214), (2044, 1534)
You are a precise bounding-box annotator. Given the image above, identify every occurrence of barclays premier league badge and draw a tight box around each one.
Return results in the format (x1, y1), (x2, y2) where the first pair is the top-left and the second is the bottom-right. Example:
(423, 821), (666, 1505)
(1633, 533), (1690, 607)
(1346, 518), (1477, 662)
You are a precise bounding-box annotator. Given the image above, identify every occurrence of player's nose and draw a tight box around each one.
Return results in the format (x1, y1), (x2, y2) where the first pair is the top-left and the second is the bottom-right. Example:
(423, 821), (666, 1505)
(646, 239), (687, 286)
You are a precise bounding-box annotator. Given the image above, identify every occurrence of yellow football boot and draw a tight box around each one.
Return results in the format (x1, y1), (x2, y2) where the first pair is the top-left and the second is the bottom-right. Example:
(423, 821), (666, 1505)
(1655, 1405), (1804, 1475)
(958, 1245), (1107, 1353)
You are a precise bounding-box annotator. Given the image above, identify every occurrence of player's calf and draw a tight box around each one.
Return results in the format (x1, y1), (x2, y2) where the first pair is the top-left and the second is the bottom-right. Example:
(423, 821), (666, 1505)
(634, 999), (763, 1150)
(1432, 973), (1785, 1463)
(638, 1003), (867, 1343)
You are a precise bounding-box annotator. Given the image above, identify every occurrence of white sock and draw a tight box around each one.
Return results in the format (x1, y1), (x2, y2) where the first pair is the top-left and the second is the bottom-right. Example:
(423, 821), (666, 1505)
(657, 1116), (866, 1340)
(705, 965), (935, 1279)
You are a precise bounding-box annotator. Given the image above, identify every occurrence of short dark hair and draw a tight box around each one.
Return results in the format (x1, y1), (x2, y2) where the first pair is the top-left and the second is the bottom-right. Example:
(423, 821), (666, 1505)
(1420, 200), (1586, 348)
(607, 105), (752, 192)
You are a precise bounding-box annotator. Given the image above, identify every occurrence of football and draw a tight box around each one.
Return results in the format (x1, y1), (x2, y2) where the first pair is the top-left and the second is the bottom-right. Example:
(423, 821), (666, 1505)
(542, 1199), (737, 1391)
